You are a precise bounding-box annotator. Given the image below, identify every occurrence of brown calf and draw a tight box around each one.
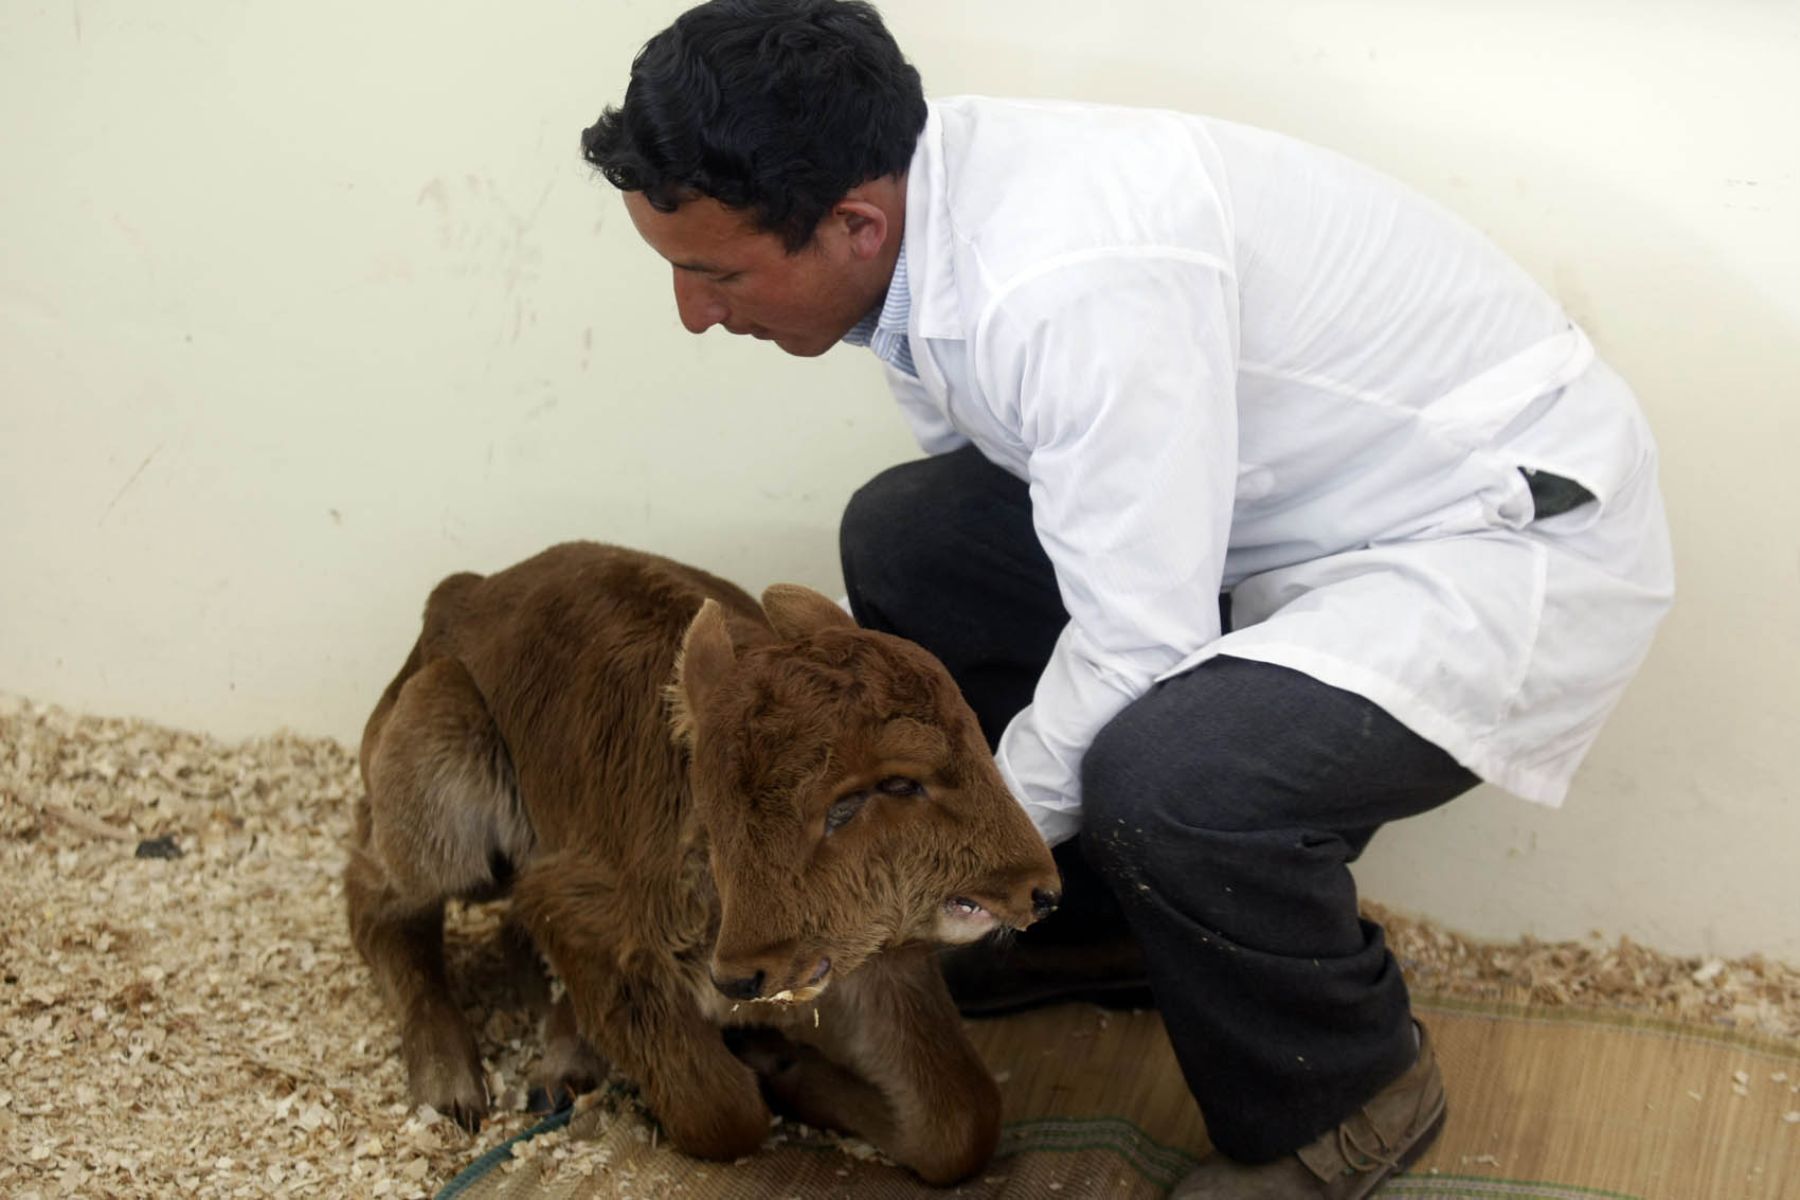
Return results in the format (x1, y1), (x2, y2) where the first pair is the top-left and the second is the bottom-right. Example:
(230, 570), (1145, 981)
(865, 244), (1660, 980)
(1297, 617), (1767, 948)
(345, 542), (1060, 1184)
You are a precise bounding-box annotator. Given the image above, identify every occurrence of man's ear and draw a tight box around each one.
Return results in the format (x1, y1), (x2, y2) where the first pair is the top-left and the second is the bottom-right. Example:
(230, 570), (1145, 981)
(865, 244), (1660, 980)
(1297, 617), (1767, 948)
(670, 599), (736, 744)
(762, 584), (857, 641)
(835, 197), (890, 262)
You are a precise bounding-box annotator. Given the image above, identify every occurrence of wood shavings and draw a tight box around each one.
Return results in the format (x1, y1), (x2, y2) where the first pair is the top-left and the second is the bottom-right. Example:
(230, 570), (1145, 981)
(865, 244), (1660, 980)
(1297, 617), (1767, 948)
(1693, 959), (1727, 985)
(3, 695), (1797, 1198)
(1365, 901), (1800, 1042)
(0, 696), (632, 1199)
(36, 800), (139, 842)
(745, 985), (823, 1005)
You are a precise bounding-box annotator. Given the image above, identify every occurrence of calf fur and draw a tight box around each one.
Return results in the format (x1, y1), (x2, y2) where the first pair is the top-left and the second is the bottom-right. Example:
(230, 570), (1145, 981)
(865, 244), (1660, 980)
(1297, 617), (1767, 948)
(345, 542), (1061, 1184)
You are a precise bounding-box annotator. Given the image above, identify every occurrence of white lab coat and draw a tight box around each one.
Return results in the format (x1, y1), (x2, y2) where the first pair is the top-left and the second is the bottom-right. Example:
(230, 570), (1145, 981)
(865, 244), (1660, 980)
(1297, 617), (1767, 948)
(881, 97), (1674, 845)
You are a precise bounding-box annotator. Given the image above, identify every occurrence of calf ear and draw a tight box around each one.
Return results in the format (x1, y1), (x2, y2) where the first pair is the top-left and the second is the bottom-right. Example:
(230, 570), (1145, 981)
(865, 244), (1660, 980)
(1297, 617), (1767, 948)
(762, 584), (857, 640)
(671, 599), (736, 743)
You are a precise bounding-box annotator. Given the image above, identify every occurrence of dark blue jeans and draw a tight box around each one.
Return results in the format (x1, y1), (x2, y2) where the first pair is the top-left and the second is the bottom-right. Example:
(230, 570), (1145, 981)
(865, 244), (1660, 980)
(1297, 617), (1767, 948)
(839, 445), (1479, 1163)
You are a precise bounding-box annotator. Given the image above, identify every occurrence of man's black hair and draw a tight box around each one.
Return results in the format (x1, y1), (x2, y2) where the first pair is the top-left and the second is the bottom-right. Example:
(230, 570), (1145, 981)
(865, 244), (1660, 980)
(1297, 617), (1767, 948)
(582, 0), (927, 252)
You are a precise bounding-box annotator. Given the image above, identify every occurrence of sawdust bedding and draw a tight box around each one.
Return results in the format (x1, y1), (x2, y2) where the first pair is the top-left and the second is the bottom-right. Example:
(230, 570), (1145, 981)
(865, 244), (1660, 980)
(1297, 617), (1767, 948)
(3, 694), (1797, 1199)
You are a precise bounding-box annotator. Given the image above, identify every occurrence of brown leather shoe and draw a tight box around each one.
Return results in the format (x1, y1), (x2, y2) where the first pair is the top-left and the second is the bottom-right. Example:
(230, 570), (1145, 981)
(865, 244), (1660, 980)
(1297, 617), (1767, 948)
(1170, 1023), (1447, 1199)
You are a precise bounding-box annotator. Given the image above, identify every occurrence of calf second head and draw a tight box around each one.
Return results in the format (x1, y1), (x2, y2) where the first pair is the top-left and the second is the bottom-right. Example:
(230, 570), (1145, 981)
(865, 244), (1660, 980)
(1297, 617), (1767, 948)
(671, 586), (1061, 1004)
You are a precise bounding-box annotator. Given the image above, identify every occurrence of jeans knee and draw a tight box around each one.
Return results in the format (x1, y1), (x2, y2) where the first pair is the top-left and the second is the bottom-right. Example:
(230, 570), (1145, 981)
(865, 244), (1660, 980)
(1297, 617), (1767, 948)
(842, 460), (945, 583)
(1080, 688), (1291, 877)
(1079, 701), (1188, 885)
(842, 451), (1009, 634)
(1079, 708), (1142, 836)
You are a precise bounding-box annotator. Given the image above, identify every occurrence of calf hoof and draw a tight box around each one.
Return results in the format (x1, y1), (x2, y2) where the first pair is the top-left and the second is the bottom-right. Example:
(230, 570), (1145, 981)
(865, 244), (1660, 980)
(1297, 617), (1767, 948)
(402, 1012), (488, 1132)
(527, 1028), (608, 1113)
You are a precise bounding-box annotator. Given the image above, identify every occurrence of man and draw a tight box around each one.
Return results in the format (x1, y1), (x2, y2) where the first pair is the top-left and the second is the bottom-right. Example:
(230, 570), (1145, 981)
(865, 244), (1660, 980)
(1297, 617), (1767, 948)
(582, 1), (1674, 1195)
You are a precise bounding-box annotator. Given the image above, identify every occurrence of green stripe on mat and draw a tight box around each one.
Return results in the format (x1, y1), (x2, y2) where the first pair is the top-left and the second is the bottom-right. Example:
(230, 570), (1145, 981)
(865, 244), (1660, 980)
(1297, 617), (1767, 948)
(1411, 992), (1799, 1061)
(753, 1113), (1201, 1188)
(437, 1108), (1647, 1200)
(1381, 1178), (1642, 1200)
(1000, 1116), (1199, 1187)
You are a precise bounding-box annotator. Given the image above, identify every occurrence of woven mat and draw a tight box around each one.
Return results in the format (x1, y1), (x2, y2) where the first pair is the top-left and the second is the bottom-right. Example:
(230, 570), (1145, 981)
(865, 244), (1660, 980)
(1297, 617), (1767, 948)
(439, 992), (1800, 1200)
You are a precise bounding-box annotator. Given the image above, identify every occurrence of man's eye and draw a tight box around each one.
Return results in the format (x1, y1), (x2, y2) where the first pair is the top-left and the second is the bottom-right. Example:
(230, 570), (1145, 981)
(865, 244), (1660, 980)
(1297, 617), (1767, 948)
(713, 272), (742, 284)
(824, 792), (868, 834)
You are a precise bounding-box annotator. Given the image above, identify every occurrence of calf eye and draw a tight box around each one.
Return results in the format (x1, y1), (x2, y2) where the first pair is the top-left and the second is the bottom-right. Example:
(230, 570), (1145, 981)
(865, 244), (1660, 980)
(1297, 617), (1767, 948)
(876, 776), (923, 797)
(824, 791), (868, 834)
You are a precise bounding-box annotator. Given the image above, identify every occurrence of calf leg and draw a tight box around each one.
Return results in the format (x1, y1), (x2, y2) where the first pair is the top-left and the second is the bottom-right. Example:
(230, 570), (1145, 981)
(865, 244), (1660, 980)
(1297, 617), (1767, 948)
(528, 994), (610, 1112)
(500, 916), (552, 1014)
(762, 948), (1001, 1185)
(729, 1025), (897, 1137)
(513, 854), (772, 1160)
(497, 919), (609, 1112)
(348, 654), (528, 1130)
(345, 851), (487, 1129)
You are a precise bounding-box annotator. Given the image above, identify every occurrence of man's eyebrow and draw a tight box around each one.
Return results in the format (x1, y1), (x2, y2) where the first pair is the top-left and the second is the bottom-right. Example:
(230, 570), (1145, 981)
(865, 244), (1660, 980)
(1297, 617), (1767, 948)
(673, 260), (731, 275)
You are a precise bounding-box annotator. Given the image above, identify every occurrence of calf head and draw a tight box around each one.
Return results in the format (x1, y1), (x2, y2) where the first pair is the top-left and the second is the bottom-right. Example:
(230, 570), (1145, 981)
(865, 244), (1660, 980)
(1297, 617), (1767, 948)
(670, 585), (1061, 1004)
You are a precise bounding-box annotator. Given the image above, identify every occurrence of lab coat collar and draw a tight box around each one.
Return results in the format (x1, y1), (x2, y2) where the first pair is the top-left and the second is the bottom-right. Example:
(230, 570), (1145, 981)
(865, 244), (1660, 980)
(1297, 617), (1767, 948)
(902, 101), (967, 344)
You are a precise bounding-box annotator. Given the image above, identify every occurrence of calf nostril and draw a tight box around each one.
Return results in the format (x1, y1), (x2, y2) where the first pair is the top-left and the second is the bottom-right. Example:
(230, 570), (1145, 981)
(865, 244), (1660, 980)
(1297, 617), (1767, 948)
(1031, 888), (1061, 919)
(711, 969), (765, 1001)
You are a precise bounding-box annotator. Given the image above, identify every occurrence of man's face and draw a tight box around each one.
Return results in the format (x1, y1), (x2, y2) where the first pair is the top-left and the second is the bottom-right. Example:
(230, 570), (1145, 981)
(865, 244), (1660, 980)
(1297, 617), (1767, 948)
(623, 190), (893, 359)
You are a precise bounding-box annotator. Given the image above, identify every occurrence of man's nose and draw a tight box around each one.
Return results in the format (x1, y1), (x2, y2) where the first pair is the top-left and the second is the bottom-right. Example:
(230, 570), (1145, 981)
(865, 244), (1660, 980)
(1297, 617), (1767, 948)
(672, 270), (728, 334)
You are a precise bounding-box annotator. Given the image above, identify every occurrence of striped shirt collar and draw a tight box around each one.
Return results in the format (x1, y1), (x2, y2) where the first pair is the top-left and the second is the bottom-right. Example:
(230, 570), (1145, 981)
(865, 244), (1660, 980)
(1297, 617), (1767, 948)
(841, 237), (917, 378)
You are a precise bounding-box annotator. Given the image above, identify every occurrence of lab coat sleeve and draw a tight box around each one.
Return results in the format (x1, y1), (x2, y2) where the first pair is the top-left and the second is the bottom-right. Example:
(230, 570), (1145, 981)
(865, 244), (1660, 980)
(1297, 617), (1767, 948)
(973, 253), (1240, 845)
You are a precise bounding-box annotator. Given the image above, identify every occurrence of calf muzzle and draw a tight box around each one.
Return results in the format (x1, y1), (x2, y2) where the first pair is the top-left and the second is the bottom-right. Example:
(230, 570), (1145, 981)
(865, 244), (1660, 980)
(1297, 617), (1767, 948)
(711, 968), (766, 1002)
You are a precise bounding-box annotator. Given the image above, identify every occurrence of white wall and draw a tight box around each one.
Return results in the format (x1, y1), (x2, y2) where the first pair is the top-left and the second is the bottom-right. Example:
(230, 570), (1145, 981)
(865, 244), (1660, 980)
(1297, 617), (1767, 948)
(4, 1), (1796, 959)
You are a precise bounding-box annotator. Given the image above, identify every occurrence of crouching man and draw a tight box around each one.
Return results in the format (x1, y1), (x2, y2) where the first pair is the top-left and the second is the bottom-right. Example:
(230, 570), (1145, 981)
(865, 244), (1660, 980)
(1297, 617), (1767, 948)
(581, 2), (1674, 1195)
